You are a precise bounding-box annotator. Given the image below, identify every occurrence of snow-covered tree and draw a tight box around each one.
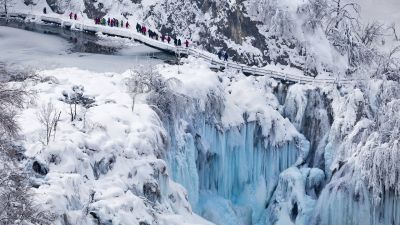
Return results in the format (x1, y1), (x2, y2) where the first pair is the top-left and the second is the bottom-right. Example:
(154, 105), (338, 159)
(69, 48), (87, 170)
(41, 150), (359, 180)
(0, 76), (53, 224)
(0, 0), (14, 14)
(61, 85), (95, 122)
(0, 154), (54, 225)
(126, 68), (153, 112)
(37, 102), (61, 145)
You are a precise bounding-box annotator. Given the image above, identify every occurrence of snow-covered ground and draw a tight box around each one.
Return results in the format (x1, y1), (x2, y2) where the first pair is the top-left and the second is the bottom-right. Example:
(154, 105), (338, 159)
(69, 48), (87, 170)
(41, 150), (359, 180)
(18, 66), (215, 225)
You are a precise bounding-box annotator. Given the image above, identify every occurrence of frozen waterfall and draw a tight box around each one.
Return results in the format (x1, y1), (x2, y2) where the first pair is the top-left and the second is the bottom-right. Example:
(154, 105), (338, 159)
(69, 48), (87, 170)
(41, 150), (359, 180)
(166, 117), (309, 224)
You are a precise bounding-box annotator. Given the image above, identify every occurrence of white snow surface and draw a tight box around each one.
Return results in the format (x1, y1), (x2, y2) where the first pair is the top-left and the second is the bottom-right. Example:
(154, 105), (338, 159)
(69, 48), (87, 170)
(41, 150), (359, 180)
(18, 67), (215, 225)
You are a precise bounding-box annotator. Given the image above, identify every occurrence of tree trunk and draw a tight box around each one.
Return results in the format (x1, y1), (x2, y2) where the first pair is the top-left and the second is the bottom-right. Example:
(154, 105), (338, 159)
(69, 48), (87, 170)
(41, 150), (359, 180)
(335, 0), (341, 28)
(74, 103), (77, 120)
(70, 104), (74, 121)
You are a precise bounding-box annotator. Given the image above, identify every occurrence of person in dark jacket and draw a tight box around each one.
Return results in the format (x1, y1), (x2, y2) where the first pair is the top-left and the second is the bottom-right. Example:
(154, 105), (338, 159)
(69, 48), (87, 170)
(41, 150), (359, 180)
(126, 21), (130, 28)
(69, 12), (73, 19)
(224, 52), (229, 61)
(218, 50), (223, 60)
(74, 14), (77, 20)
(177, 39), (182, 46)
(43, 7), (47, 14)
(161, 35), (165, 42)
(167, 36), (171, 44)
(185, 40), (189, 47)
(174, 38), (177, 46)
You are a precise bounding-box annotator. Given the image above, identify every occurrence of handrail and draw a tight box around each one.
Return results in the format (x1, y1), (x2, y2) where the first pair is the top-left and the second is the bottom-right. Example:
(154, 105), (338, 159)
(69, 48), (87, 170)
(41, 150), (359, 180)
(4, 12), (365, 85)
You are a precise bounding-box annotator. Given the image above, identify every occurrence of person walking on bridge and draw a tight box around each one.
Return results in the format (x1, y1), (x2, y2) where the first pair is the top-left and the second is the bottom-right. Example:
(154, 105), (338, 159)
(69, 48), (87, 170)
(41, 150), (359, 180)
(185, 40), (189, 47)
(43, 7), (47, 14)
(224, 52), (229, 61)
(142, 26), (147, 35)
(126, 21), (130, 28)
(69, 12), (73, 20)
(177, 39), (182, 46)
(161, 35), (165, 42)
(167, 36), (171, 44)
(218, 50), (223, 60)
(74, 13), (77, 20)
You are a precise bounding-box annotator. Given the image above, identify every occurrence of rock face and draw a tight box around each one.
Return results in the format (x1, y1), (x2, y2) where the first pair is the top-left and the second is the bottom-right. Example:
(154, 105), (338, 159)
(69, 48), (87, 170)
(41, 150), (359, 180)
(45, 0), (70, 14)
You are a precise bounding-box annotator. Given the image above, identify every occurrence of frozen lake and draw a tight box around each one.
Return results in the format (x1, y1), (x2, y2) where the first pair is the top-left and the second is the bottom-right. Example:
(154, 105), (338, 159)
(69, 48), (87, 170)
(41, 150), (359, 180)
(0, 20), (176, 73)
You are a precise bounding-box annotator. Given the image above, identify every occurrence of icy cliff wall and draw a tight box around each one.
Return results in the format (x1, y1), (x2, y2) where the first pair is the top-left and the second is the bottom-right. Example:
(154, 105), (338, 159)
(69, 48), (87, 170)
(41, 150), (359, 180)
(278, 79), (400, 225)
(152, 59), (312, 225)
(151, 56), (400, 225)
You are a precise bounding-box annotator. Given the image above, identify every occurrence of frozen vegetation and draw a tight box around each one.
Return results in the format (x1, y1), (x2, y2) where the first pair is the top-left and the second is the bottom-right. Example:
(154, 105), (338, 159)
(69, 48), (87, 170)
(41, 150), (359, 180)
(0, 0), (400, 225)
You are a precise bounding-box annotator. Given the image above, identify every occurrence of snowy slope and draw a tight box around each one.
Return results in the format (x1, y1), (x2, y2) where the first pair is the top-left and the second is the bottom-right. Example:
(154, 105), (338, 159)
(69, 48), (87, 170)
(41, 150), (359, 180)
(19, 67), (214, 225)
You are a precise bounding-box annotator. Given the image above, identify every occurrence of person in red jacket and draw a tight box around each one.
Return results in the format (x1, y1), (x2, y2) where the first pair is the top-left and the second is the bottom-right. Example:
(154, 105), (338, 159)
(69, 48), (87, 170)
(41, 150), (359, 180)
(185, 40), (189, 47)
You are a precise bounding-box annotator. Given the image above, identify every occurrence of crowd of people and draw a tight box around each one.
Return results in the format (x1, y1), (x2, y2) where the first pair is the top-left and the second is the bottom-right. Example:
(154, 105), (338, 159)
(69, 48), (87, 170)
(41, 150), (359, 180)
(64, 12), (192, 49)
(63, 12), (230, 60)
(94, 17), (130, 28)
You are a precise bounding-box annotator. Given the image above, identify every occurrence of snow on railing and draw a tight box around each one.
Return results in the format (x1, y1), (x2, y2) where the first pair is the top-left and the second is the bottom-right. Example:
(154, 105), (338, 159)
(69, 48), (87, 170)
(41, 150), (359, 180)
(5, 12), (362, 85)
